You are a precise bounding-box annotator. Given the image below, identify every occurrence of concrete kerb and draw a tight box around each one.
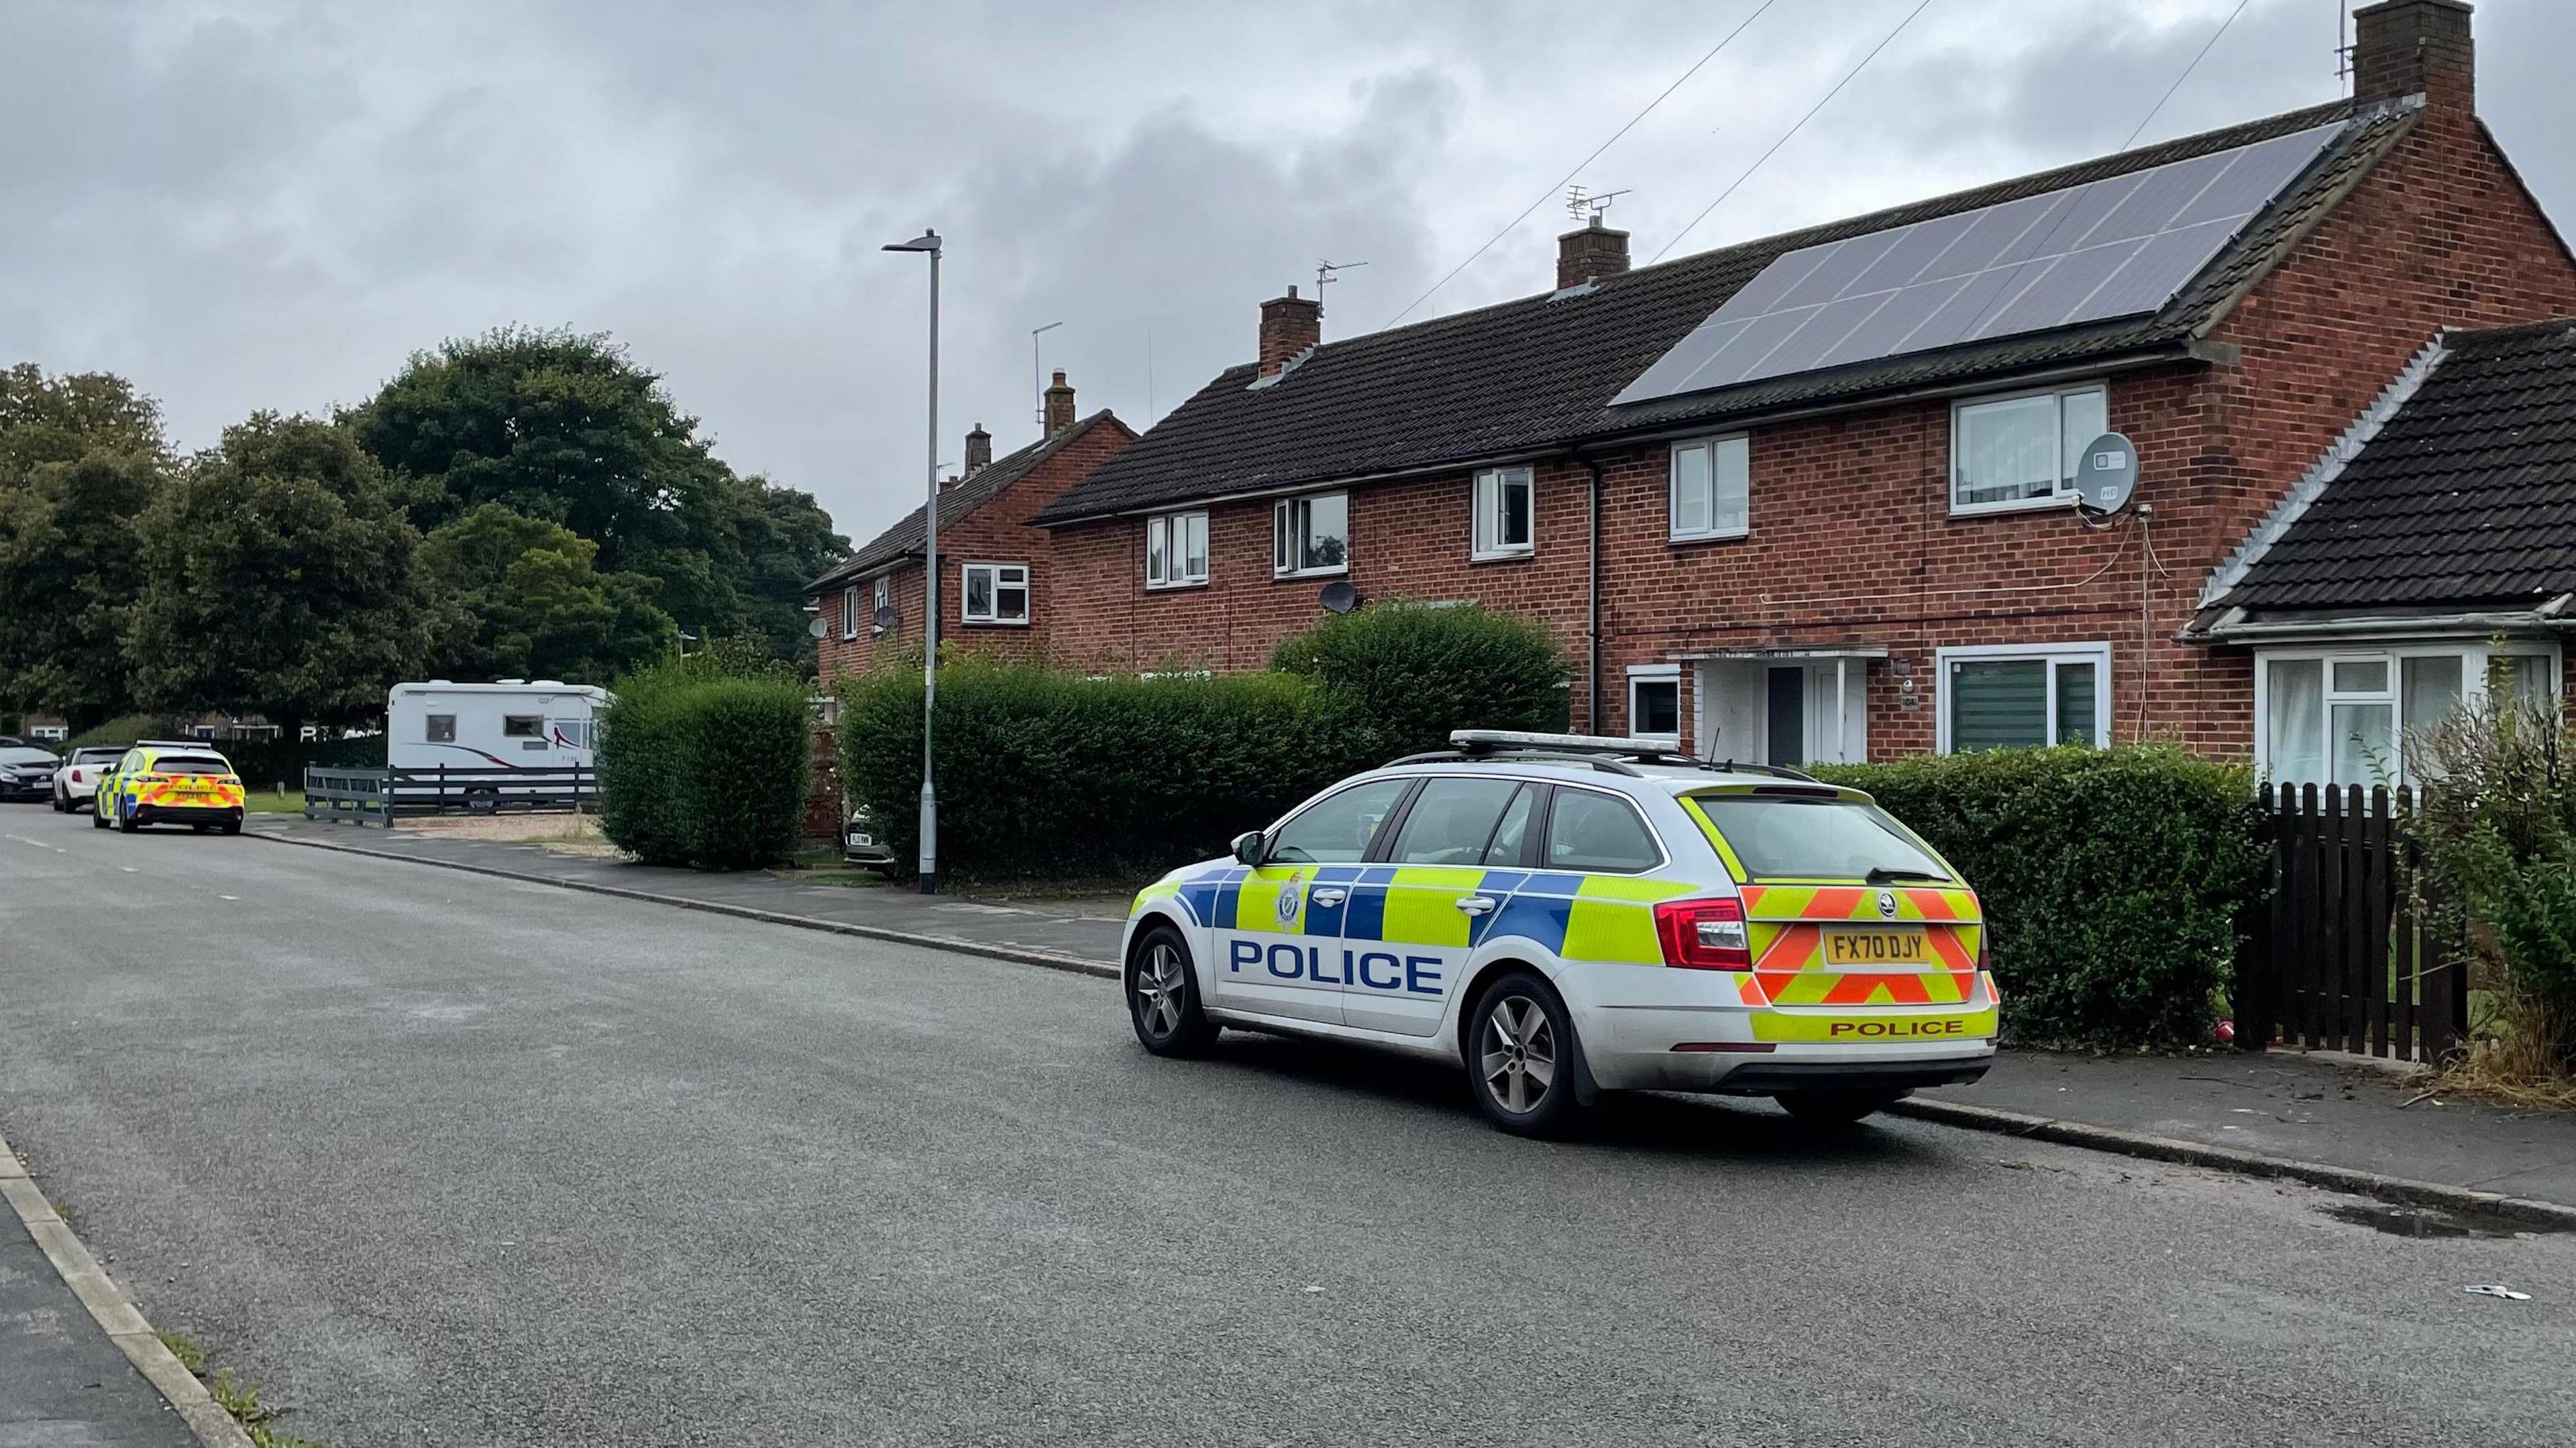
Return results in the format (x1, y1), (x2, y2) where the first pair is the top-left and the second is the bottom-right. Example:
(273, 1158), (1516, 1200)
(0, 1128), (260, 1448)
(1889, 1097), (2576, 1231)
(252, 826), (2576, 1225)
(246, 827), (1120, 981)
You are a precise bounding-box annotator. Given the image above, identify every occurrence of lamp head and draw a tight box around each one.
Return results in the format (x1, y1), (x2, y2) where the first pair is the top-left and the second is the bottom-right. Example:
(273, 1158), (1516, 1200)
(883, 229), (942, 254)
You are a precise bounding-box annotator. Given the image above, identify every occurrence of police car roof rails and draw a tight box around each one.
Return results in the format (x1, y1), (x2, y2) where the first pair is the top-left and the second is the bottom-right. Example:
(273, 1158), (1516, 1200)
(1413, 730), (1822, 783)
(1386, 746), (1647, 777)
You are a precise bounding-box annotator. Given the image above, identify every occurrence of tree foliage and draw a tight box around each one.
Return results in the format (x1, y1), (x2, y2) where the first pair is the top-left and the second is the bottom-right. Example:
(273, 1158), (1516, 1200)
(0, 366), (169, 728)
(419, 502), (676, 683)
(127, 414), (438, 727)
(350, 328), (845, 665)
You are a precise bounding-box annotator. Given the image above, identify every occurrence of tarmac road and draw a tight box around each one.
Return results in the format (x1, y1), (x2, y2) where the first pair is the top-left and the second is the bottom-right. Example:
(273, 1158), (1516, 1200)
(1, 813), (2571, 1447)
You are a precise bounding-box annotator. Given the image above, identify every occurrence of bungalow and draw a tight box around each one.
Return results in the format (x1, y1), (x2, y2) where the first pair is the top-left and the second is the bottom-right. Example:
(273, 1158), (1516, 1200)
(1028, 0), (2572, 772)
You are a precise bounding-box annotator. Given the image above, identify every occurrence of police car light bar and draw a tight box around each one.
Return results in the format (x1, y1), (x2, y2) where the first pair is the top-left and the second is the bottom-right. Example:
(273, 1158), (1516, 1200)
(1448, 730), (1678, 756)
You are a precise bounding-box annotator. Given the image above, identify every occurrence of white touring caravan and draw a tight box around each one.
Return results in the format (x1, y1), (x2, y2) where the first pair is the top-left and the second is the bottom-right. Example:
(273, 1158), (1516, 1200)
(386, 681), (609, 772)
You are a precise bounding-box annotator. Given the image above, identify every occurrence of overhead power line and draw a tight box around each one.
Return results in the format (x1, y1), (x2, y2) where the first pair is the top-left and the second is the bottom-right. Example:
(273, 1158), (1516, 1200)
(2123, 0), (2254, 151)
(1650, 0), (1937, 265)
(1381, 0), (1777, 330)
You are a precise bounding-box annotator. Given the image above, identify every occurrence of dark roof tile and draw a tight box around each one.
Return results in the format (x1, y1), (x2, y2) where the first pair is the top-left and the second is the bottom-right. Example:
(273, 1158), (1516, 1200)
(814, 410), (1125, 590)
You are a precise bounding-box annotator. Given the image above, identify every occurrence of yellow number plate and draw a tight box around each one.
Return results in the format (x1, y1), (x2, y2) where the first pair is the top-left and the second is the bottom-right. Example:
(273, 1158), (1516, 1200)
(1823, 929), (1928, 966)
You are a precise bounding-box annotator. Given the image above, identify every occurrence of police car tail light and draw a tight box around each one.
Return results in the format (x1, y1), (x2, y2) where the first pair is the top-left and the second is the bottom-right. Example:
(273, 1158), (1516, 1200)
(1654, 897), (1752, 971)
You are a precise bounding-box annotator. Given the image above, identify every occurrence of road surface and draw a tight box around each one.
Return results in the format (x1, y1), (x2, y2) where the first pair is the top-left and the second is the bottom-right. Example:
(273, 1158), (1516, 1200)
(1, 814), (2569, 1446)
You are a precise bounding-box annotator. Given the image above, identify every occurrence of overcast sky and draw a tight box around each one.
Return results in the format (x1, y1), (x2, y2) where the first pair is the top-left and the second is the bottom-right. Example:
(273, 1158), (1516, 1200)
(5, 0), (2569, 546)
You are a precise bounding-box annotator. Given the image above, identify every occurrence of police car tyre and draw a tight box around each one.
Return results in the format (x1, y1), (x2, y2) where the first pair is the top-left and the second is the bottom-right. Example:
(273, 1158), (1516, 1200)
(1467, 971), (1587, 1137)
(116, 811), (139, 832)
(91, 807), (107, 829)
(1128, 924), (1218, 1056)
(1775, 1089), (1908, 1126)
(221, 820), (241, 836)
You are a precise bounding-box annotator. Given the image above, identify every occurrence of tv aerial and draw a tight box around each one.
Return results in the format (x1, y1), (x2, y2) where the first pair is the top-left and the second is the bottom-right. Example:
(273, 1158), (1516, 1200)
(1316, 258), (1368, 313)
(1566, 186), (1631, 223)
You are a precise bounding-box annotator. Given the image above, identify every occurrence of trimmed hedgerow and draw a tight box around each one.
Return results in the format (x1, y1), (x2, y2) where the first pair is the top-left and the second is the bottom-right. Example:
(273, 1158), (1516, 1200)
(1270, 599), (1566, 760)
(838, 660), (1351, 881)
(598, 649), (810, 869)
(1816, 744), (2267, 1050)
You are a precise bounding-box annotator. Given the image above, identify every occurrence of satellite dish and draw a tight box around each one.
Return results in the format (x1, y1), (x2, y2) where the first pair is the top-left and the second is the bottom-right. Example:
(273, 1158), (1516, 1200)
(2074, 431), (2139, 514)
(807, 614), (828, 638)
(873, 604), (898, 631)
(1318, 580), (1359, 614)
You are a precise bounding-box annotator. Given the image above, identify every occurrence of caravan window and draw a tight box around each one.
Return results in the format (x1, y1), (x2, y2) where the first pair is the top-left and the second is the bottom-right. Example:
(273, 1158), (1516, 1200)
(503, 715), (544, 738)
(426, 714), (456, 743)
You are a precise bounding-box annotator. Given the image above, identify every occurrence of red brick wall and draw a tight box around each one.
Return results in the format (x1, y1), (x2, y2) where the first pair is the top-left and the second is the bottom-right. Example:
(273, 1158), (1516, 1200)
(813, 415), (1136, 685)
(1038, 97), (2576, 761)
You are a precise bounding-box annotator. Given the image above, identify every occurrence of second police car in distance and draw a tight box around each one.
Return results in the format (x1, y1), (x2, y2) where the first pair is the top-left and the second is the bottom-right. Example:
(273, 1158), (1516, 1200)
(1122, 730), (1998, 1136)
(91, 741), (247, 835)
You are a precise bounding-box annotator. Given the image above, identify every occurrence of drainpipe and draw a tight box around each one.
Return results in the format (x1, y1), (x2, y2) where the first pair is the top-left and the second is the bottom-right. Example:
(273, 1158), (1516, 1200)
(1584, 452), (1605, 734)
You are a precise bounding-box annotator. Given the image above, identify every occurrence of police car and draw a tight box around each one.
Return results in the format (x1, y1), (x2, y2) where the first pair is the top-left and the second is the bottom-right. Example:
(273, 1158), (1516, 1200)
(1122, 731), (1996, 1136)
(91, 742), (246, 834)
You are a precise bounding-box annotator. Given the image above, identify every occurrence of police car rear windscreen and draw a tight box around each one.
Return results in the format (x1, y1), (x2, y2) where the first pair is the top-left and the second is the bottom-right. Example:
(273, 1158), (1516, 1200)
(1696, 796), (1948, 881)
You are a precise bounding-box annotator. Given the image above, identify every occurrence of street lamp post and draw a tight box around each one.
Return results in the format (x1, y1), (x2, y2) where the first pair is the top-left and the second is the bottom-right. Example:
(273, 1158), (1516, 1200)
(885, 228), (943, 893)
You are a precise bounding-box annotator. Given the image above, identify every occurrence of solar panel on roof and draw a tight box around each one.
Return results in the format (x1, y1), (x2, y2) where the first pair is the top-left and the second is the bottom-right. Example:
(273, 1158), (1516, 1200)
(1613, 120), (2346, 407)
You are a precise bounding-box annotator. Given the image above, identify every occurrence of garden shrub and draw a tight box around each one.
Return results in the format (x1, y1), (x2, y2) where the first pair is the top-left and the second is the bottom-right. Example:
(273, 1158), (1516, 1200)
(839, 659), (1349, 881)
(1271, 600), (1566, 761)
(1817, 744), (2267, 1049)
(599, 648), (810, 869)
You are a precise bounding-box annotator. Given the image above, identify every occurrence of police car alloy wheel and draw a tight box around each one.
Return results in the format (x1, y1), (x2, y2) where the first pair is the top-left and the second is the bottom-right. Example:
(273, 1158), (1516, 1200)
(1128, 924), (1218, 1056)
(1467, 970), (1586, 1137)
(1775, 1089), (1907, 1126)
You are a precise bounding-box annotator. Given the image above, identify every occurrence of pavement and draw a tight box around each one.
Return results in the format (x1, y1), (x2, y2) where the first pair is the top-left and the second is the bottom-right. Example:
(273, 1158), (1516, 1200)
(2, 810), (2573, 1445)
(248, 812), (2576, 1211)
(0, 1200), (196, 1447)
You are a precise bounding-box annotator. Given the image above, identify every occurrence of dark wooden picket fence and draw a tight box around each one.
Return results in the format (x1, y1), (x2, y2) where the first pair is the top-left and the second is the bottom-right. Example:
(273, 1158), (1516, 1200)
(2234, 783), (2467, 1063)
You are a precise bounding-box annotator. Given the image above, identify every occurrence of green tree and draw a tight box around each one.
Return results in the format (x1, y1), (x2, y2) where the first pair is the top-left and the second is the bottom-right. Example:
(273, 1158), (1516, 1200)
(419, 502), (676, 683)
(350, 328), (845, 665)
(127, 414), (437, 728)
(0, 366), (170, 729)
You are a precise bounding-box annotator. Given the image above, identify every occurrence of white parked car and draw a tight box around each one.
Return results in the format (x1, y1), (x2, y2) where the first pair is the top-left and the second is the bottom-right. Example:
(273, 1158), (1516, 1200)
(1121, 731), (1998, 1136)
(50, 746), (131, 812)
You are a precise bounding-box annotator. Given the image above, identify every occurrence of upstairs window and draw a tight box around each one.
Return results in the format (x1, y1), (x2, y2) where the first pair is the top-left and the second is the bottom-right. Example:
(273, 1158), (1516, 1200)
(841, 586), (859, 639)
(872, 576), (891, 633)
(1951, 383), (2107, 514)
(1273, 492), (1348, 577)
(1471, 467), (1534, 559)
(961, 563), (1030, 625)
(1147, 511), (1210, 588)
(1670, 435), (1750, 541)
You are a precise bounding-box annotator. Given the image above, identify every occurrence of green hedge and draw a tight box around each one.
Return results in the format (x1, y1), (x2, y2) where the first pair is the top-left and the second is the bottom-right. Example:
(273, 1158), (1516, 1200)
(1271, 600), (1565, 758)
(1817, 744), (2267, 1049)
(839, 661), (1351, 881)
(599, 654), (810, 869)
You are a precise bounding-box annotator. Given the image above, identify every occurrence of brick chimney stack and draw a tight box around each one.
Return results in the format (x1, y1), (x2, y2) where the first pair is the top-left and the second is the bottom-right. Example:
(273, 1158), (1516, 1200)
(1258, 286), (1322, 378)
(1043, 371), (1076, 437)
(2351, 0), (2473, 113)
(963, 423), (992, 474)
(1557, 216), (1631, 290)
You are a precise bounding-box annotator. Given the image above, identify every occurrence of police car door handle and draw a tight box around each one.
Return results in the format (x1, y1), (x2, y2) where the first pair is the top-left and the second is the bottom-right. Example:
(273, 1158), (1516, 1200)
(1309, 887), (1347, 907)
(1455, 895), (1497, 916)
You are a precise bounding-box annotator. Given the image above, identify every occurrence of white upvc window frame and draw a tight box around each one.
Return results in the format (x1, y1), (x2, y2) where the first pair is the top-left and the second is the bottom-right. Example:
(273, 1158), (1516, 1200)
(1935, 641), (2112, 754)
(871, 576), (891, 633)
(1146, 510), (1211, 589)
(1470, 466), (1536, 561)
(1627, 663), (1682, 746)
(840, 586), (859, 640)
(1948, 381), (2109, 517)
(959, 561), (1031, 626)
(1273, 491), (1349, 579)
(2253, 641), (2563, 791)
(1668, 433), (1750, 542)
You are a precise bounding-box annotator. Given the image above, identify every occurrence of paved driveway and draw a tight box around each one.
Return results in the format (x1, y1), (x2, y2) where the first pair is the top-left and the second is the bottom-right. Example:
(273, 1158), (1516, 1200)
(1, 816), (2571, 1446)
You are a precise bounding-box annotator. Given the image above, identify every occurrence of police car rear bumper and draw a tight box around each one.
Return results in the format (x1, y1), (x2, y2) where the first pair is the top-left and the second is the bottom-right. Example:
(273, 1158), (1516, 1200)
(1585, 1030), (1995, 1093)
(135, 803), (244, 823)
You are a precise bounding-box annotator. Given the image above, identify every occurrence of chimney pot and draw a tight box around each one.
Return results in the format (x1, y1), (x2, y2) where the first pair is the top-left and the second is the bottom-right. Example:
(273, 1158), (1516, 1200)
(1043, 370), (1076, 436)
(963, 423), (992, 474)
(1556, 215), (1631, 290)
(1258, 288), (1322, 378)
(2351, 0), (2473, 113)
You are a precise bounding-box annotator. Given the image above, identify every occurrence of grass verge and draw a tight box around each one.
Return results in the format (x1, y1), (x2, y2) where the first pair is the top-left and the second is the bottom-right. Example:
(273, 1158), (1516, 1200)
(156, 1331), (327, 1448)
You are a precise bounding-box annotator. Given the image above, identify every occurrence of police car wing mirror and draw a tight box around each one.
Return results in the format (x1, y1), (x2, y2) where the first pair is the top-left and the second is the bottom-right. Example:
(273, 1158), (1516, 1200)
(1231, 830), (1267, 867)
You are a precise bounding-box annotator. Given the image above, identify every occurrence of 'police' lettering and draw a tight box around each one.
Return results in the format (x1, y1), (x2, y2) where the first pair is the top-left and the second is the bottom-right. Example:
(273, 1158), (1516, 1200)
(1827, 1018), (1966, 1039)
(1405, 956), (1443, 997)
(1267, 943), (1305, 980)
(1229, 940), (1260, 974)
(1314, 950), (1347, 985)
(1356, 952), (1401, 991)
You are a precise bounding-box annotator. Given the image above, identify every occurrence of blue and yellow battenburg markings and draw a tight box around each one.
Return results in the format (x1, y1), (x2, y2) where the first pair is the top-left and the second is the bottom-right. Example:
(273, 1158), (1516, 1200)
(1142, 862), (1695, 973)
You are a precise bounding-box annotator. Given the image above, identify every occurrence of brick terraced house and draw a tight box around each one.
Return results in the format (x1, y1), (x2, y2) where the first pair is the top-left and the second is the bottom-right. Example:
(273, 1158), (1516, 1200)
(809, 371), (1134, 680)
(1024, 0), (2572, 773)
